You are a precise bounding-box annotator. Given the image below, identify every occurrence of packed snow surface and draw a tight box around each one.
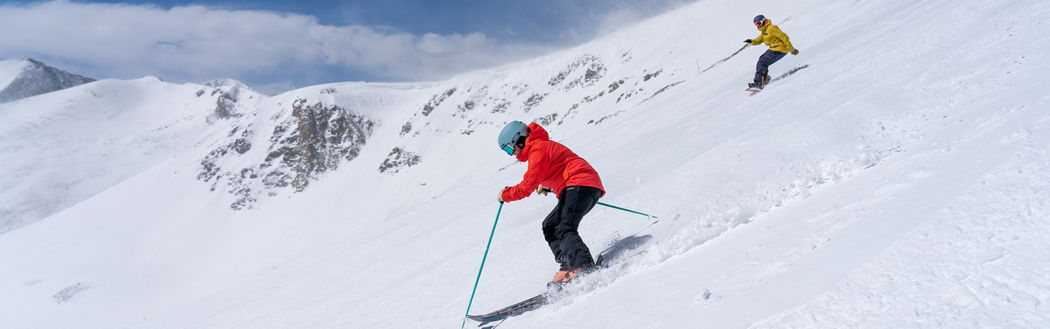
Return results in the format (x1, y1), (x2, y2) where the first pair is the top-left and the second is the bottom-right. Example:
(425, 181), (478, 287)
(1, 0), (1048, 328)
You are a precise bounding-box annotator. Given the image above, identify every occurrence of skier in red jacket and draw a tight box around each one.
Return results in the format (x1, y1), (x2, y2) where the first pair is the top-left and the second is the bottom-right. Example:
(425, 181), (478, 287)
(497, 121), (605, 284)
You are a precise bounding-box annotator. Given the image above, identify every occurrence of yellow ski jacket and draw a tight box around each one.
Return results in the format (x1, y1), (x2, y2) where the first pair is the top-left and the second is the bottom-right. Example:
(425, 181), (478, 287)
(750, 20), (795, 54)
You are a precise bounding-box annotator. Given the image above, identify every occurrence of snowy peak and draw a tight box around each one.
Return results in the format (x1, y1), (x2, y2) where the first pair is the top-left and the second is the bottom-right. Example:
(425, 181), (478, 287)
(203, 78), (255, 92)
(0, 59), (29, 88)
(199, 78), (261, 120)
(0, 57), (95, 103)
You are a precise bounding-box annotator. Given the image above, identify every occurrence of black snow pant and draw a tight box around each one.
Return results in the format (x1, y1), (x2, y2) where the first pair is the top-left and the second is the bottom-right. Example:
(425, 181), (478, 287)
(542, 186), (601, 269)
(754, 49), (788, 83)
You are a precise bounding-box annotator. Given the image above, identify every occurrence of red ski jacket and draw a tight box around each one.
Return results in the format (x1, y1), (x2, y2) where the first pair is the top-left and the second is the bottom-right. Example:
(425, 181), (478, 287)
(501, 123), (605, 202)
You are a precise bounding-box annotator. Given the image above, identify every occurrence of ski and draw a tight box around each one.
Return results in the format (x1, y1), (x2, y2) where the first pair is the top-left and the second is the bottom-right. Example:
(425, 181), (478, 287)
(746, 64), (809, 96)
(465, 293), (548, 325)
(465, 234), (654, 326)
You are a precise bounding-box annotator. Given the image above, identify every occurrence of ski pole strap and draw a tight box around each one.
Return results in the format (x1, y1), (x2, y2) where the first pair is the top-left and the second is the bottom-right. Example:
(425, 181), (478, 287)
(462, 202), (504, 329)
(597, 201), (657, 220)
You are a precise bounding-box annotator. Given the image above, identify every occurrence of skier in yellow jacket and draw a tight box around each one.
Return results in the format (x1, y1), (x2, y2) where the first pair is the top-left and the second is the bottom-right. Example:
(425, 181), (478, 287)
(745, 15), (799, 89)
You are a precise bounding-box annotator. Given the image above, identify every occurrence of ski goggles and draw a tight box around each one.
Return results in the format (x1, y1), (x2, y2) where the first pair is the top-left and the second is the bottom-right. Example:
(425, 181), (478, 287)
(754, 19), (766, 27)
(501, 143), (515, 155)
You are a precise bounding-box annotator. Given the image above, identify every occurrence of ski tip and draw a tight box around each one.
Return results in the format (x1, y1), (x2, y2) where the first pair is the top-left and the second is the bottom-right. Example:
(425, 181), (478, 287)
(466, 314), (506, 325)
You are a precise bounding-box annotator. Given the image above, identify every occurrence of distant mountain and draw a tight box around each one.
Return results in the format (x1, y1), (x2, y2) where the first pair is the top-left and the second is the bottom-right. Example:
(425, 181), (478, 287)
(0, 59), (29, 87)
(0, 58), (95, 103)
(0, 75), (267, 234)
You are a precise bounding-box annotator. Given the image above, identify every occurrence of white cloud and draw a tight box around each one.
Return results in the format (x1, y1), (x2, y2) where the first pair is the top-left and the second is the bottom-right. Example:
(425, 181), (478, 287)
(0, 0), (555, 87)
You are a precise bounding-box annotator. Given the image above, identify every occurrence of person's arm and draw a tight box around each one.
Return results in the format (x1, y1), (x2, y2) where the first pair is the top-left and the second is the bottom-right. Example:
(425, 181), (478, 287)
(501, 151), (549, 202)
(747, 34), (764, 46)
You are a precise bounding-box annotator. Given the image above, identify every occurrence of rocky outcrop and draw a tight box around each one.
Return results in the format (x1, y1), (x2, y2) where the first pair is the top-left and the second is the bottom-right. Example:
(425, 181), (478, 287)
(378, 147), (422, 174)
(198, 98), (375, 209)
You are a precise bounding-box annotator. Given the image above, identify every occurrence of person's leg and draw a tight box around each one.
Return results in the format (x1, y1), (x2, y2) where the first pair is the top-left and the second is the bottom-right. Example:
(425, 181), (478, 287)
(754, 49), (787, 85)
(554, 186), (602, 269)
(542, 195), (567, 266)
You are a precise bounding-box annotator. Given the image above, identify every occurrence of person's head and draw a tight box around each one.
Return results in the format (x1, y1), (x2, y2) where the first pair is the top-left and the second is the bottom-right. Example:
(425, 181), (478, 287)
(498, 121), (530, 156)
(753, 15), (769, 28)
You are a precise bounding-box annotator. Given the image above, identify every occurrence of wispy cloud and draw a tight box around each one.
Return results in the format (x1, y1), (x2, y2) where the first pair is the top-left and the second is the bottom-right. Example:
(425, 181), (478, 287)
(0, 0), (556, 91)
(0, 0), (691, 93)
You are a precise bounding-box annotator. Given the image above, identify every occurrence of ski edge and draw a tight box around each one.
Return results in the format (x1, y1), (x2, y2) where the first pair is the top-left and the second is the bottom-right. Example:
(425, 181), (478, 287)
(465, 293), (547, 324)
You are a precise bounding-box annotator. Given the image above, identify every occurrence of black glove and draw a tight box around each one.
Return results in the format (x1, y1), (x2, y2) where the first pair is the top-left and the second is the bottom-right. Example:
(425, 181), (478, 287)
(744, 39), (752, 44)
(791, 49), (799, 55)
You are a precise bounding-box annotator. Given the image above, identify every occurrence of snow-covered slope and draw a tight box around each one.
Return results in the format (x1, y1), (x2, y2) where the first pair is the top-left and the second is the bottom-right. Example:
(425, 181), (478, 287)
(0, 57), (96, 103)
(1, 0), (1048, 328)
(0, 76), (265, 232)
(0, 58), (29, 88)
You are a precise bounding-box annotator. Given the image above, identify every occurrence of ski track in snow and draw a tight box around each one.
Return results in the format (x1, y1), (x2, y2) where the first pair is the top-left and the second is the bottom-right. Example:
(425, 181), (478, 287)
(752, 124), (1050, 329)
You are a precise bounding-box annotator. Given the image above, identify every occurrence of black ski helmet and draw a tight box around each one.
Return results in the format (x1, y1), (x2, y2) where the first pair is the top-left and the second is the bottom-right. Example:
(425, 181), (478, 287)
(754, 15), (767, 27)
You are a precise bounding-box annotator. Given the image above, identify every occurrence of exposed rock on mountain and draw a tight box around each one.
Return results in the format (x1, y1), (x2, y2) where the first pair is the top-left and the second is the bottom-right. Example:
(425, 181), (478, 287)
(0, 58), (95, 103)
(198, 98), (375, 209)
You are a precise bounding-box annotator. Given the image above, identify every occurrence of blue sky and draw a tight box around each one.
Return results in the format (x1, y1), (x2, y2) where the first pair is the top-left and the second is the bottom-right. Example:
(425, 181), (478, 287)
(0, 0), (688, 94)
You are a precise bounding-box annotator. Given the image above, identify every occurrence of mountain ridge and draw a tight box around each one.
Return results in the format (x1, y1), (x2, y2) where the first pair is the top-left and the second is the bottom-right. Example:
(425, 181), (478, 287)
(0, 57), (96, 103)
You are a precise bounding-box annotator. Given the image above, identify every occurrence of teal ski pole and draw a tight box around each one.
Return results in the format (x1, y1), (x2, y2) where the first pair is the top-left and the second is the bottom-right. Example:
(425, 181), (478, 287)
(537, 187), (657, 220)
(597, 201), (658, 220)
(461, 202), (504, 328)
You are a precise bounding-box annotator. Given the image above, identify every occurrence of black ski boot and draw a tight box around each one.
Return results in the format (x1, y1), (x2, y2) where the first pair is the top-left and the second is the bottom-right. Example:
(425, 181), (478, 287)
(749, 74), (771, 89)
